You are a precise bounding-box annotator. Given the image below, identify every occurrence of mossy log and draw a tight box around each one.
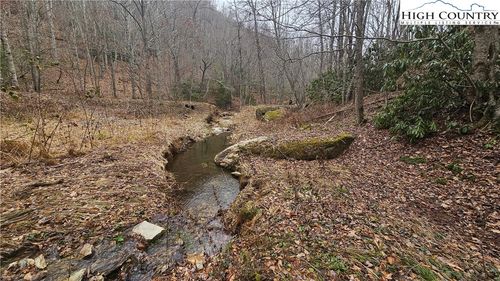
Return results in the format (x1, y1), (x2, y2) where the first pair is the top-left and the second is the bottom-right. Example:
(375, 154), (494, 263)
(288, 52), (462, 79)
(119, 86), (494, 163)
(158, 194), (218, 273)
(245, 133), (354, 160)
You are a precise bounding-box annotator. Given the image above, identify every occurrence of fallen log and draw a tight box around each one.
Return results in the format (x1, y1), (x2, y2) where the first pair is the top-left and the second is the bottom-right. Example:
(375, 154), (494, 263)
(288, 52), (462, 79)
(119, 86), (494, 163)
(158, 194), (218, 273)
(309, 93), (400, 122)
(14, 179), (64, 199)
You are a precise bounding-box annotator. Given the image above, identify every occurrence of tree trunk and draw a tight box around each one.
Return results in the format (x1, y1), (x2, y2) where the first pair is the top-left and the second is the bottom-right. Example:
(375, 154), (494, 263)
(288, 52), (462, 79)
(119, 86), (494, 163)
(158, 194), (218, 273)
(79, 1), (97, 92)
(23, 0), (41, 93)
(471, 26), (499, 123)
(69, 7), (84, 93)
(125, 14), (137, 99)
(110, 44), (117, 98)
(45, 0), (58, 63)
(237, 21), (244, 105)
(318, 0), (324, 74)
(140, 0), (153, 98)
(249, 0), (266, 103)
(0, 17), (19, 89)
(336, 1), (345, 73)
(354, 0), (366, 124)
(328, 0), (337, 71)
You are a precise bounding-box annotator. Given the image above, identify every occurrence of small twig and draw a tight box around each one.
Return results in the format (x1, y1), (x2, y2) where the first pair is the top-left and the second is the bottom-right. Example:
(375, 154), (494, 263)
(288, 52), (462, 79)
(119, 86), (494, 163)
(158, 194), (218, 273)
(469, 99), (475, 123)
(26, 178), (64, 188)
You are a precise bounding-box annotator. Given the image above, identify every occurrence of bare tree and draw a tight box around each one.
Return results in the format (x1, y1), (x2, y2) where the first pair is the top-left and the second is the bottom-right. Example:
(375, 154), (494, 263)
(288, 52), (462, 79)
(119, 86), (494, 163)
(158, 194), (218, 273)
(247, 0), (267, 103)
(22, 0), (41, 92)
(354, 0), (368, 124)
(45, 0), (59, 63)
(0, 11), (19, 89)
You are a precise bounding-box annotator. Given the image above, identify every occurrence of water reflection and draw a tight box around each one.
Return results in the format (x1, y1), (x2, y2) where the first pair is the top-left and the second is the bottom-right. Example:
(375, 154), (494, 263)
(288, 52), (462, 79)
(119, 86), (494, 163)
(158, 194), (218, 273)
(167, 133), (239, 220)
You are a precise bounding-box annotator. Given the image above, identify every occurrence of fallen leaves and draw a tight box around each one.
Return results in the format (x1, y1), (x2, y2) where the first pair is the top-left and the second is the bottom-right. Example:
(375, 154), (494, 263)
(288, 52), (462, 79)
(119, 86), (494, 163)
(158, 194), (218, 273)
(199, 101), (499, 280)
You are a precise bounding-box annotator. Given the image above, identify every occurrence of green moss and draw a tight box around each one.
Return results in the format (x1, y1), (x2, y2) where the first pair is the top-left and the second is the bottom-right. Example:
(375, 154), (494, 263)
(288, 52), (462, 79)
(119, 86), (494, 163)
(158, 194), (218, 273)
(299, 124), (312, 131)
(484, 138), (497, 149)
(429, 258), (463, 280)
(256, 133), (355, 160)
(414, 265), (438, 281)
(446, 162), (463, 174)
(238, 201), (259, 223)
(241, 133), (354, 163)
(333, 185), (349, 197)
(263, 109), (284, 121)
(435, 177), (447, 185)
(255, 106), (280, 120)
(350, 248), (384, 267)
(402, 256), (437, 281)
(313, 253), (348, 273)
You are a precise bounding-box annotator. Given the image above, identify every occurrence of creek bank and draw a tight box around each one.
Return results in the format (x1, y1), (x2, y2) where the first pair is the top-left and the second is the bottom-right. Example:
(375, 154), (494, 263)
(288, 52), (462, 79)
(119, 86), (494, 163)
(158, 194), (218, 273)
(213, 133), (355, 235)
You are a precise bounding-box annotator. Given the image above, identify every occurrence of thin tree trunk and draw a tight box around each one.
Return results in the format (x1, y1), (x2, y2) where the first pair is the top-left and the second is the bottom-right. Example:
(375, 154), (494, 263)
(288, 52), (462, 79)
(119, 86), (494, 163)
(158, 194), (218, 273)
(354, 0), (367, 124)
(318, 0), (324, 74)
(237, 20), (244, 105)
(328, 0), (337, 71)
(336, 1), (345, 73)
(249, 0), (266, 103)
(125, 14), (137, 99)
(79, 1), (97, 92)
(23, 0), (41, 92)
(0, 18), (19, 89)
(109, 42), (117, 98)
(140, 0), (153, 98)
(45, 0), (58, 63)
(70, 10), (84, 93)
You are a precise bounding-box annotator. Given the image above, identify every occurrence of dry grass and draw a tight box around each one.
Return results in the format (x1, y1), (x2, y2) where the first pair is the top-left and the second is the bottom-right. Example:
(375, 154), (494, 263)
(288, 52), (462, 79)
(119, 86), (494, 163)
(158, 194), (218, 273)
(0, 92), (215, 165)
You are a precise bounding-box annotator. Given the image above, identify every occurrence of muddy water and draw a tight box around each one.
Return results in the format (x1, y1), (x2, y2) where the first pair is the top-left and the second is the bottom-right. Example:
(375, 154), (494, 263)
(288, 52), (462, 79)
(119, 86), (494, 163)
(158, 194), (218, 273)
(167, 132), (240, 220)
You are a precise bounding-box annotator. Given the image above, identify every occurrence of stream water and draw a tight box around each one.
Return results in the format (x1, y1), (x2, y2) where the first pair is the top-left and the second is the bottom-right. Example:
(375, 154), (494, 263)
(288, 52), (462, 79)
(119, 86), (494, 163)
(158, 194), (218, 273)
(167, 132), (240, 221)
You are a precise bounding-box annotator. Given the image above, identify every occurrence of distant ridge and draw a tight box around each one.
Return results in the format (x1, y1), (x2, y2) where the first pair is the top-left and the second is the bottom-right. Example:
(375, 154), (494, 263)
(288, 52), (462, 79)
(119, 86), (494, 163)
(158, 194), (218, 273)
(410, 0), (494, 12)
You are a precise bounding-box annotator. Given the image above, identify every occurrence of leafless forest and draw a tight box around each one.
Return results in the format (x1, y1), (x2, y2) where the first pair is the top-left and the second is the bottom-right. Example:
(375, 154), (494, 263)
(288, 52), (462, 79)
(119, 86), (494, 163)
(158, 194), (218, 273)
(0, 0), (498, 280)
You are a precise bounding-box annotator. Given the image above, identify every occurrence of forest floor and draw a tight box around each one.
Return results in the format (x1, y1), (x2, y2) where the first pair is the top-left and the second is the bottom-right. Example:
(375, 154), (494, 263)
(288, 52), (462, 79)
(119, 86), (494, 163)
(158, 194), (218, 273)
(166, 95), (499, 280)
(0, 92), (217, 277)
(1, 92), (498, 281)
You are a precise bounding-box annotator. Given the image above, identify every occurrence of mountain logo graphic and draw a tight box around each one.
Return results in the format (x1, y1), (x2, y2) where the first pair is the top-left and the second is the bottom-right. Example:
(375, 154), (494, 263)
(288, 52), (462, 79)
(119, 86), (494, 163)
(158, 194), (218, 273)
(409, 0), (494, 12)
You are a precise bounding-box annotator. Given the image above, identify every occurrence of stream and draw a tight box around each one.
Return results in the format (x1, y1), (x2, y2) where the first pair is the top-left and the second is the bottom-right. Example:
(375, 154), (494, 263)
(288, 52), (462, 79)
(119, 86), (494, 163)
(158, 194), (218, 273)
(167, 132), (240, 221)
(39, 132), (240, 280)
(126, 132), (240, 279)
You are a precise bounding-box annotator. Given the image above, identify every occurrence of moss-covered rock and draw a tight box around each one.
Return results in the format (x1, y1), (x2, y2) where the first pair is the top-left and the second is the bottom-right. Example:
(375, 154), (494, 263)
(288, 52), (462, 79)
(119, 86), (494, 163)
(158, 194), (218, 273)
(246, 133), (354, 160)
(263, 109), (284, 121)
(255, 106), (280, 121)
(214, 133), (353, 171)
